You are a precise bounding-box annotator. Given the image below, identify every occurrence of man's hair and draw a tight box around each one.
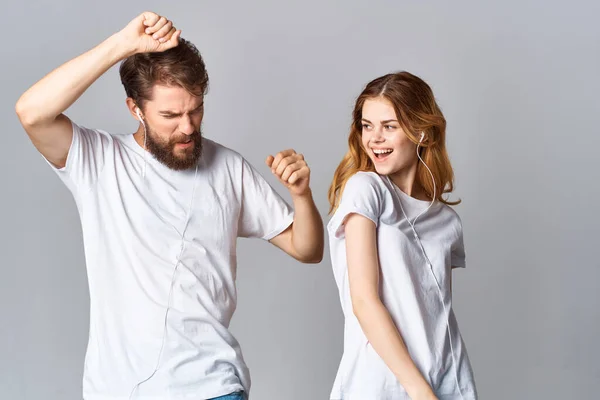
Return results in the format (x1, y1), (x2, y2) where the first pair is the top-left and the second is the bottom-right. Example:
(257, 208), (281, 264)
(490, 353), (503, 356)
(119, 38), (209, 109)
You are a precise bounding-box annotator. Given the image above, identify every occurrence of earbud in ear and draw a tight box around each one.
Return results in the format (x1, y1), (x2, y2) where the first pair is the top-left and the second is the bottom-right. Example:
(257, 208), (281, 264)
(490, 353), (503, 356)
(419, 132), (425, 143)
(135, 108), (143, 123)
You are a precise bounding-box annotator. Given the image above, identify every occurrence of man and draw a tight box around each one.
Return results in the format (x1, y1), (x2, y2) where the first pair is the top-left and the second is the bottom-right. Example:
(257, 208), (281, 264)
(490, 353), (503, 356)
(15, 11), (324, 400)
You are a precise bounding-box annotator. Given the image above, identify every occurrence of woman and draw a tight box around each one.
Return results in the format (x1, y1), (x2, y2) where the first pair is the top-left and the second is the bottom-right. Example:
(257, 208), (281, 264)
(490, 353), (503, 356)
(327, 71), (477, 400)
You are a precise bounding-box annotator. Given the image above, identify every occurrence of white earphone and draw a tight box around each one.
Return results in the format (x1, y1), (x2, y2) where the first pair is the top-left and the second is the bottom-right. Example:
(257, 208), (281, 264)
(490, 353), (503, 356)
(386, 131), (466, 400)
(128, 105), (200, 399)
(135, 107), (143, 123)
(135, 107), (149, 179)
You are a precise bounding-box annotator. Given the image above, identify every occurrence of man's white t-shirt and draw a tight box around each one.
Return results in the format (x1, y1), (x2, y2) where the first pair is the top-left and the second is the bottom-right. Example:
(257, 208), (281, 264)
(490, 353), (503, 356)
(327, 172), (477, 400)
(47, 121), (294, 400)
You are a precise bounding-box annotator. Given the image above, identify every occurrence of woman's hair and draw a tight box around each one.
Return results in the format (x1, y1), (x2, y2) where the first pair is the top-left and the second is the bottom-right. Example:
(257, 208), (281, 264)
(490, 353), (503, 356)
(328, 71), (460, 214)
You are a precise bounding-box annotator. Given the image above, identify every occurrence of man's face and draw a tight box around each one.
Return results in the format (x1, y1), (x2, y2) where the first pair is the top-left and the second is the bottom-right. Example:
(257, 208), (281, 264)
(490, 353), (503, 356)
(141, 84), (204, 170)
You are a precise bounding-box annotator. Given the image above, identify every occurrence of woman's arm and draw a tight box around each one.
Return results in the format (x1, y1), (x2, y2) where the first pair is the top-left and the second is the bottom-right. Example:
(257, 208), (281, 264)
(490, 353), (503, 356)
(345, 213), (438, 400)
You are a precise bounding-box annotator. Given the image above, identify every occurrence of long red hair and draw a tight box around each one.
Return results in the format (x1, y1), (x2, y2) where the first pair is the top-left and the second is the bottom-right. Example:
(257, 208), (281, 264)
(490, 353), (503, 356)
(328, 71), (460, 214)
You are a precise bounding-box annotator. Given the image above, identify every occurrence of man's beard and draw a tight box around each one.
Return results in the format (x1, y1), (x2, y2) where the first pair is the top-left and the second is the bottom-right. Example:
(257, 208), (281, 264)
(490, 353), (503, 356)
(144, 125), (203, 170)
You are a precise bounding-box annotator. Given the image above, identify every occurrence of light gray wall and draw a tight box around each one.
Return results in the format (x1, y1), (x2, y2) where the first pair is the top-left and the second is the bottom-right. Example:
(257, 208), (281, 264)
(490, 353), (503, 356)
(2, 1), (599, 399)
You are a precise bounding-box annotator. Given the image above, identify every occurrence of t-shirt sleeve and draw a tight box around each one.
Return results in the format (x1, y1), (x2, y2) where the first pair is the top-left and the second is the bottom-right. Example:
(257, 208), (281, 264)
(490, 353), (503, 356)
(328, 173), (382, 239)
(237, 158), (294, 240)
(451, 219), (467, 268)
(44, 120), (111, 192)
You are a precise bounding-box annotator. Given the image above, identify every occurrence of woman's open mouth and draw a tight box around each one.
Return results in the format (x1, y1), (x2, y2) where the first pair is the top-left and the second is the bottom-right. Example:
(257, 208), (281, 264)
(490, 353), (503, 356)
(372, 148), (393, 162)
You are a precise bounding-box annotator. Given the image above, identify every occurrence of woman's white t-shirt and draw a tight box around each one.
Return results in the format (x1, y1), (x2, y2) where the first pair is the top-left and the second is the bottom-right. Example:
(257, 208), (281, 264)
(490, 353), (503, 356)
(327, 171), (477, 400)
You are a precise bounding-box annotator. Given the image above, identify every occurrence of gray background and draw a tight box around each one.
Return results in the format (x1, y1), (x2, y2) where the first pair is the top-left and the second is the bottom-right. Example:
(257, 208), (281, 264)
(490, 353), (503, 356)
(2, 0), (599, 399)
